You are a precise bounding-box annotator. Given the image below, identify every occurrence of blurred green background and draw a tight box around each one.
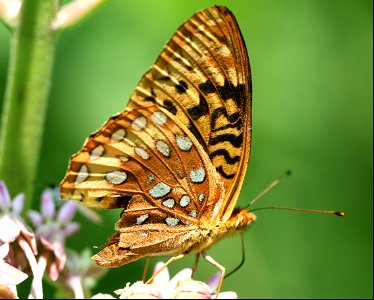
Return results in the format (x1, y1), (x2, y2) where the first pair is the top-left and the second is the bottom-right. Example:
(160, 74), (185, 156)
(0, 0), (372, 298)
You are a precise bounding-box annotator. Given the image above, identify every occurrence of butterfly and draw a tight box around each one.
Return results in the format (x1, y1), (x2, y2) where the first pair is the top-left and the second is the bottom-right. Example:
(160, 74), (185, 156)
(60, 5), (255, 294)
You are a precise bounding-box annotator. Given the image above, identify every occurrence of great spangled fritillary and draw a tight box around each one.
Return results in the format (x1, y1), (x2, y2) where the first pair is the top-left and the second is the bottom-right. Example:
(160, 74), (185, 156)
(60, 5), (254, 294)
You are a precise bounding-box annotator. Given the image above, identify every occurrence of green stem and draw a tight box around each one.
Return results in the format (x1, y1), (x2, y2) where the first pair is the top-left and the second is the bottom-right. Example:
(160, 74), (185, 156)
(0, 0), (58, 207)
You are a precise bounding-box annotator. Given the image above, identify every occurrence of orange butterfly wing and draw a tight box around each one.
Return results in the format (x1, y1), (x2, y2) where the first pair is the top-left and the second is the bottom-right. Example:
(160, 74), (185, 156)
(60, 5), (252, 267)
(127, 6), (251, 221)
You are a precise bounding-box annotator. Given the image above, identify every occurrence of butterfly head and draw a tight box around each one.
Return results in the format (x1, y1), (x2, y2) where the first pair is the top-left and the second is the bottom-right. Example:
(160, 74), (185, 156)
(225, 208), (256, 232)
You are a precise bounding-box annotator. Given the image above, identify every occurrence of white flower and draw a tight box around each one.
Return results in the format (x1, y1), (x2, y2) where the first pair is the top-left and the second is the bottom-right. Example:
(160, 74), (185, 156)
(92, 261), (238, 299)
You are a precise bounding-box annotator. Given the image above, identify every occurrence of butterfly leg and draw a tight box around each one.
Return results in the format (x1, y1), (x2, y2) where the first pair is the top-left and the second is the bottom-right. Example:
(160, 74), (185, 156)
(226, 232), (245, 279)
(201, 251), (225, 299)
(142, 257), (151, 282)
(191, 253), (200, 278)
(146, 254), (185, 284)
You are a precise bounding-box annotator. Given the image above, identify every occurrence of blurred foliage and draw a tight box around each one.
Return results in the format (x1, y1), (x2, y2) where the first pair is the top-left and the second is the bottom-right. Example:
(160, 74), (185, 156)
(0, 0), (372, 298)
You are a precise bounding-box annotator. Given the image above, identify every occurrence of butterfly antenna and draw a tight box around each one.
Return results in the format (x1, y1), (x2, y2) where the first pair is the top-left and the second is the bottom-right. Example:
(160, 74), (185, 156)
(226, 233), (245, 279)
(250, 206), (344, 216)
(246, 171), (345, 216)
(245, 170), (292, 209)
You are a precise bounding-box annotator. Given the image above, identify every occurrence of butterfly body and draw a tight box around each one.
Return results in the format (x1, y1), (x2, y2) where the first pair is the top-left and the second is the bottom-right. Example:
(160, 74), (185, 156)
(61, 5), (253, 292)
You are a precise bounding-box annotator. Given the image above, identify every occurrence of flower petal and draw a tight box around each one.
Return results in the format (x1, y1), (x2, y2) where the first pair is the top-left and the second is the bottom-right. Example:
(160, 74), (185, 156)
(28, 210), (43, 227)
(0, 261), (28, 285)
(39, 236), (55, 251)
(14, 218), (37, 255)
(168, 267), (192, 289)
(116, 281), (162, 299)
(206, 271), (221, 292)
(0, 181), (11, 210)
(0, 243), (9, 259)
(66, 275), (84, 299)
(41, 190), (55, 218)
(63, 223), (80, 236)
(57, 201), (77, 224)
(11, 194), (25, 215)
(52, 242), (66, 272)
(151, 262), (170, 289)
(174, 280), (212, 299)
(47, 260), (60, 281)
(0, 216), (20, 243)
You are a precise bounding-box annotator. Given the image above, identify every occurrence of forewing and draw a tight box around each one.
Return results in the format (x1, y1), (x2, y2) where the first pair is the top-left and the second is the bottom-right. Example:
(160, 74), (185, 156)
(127, 6), (252, 219)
